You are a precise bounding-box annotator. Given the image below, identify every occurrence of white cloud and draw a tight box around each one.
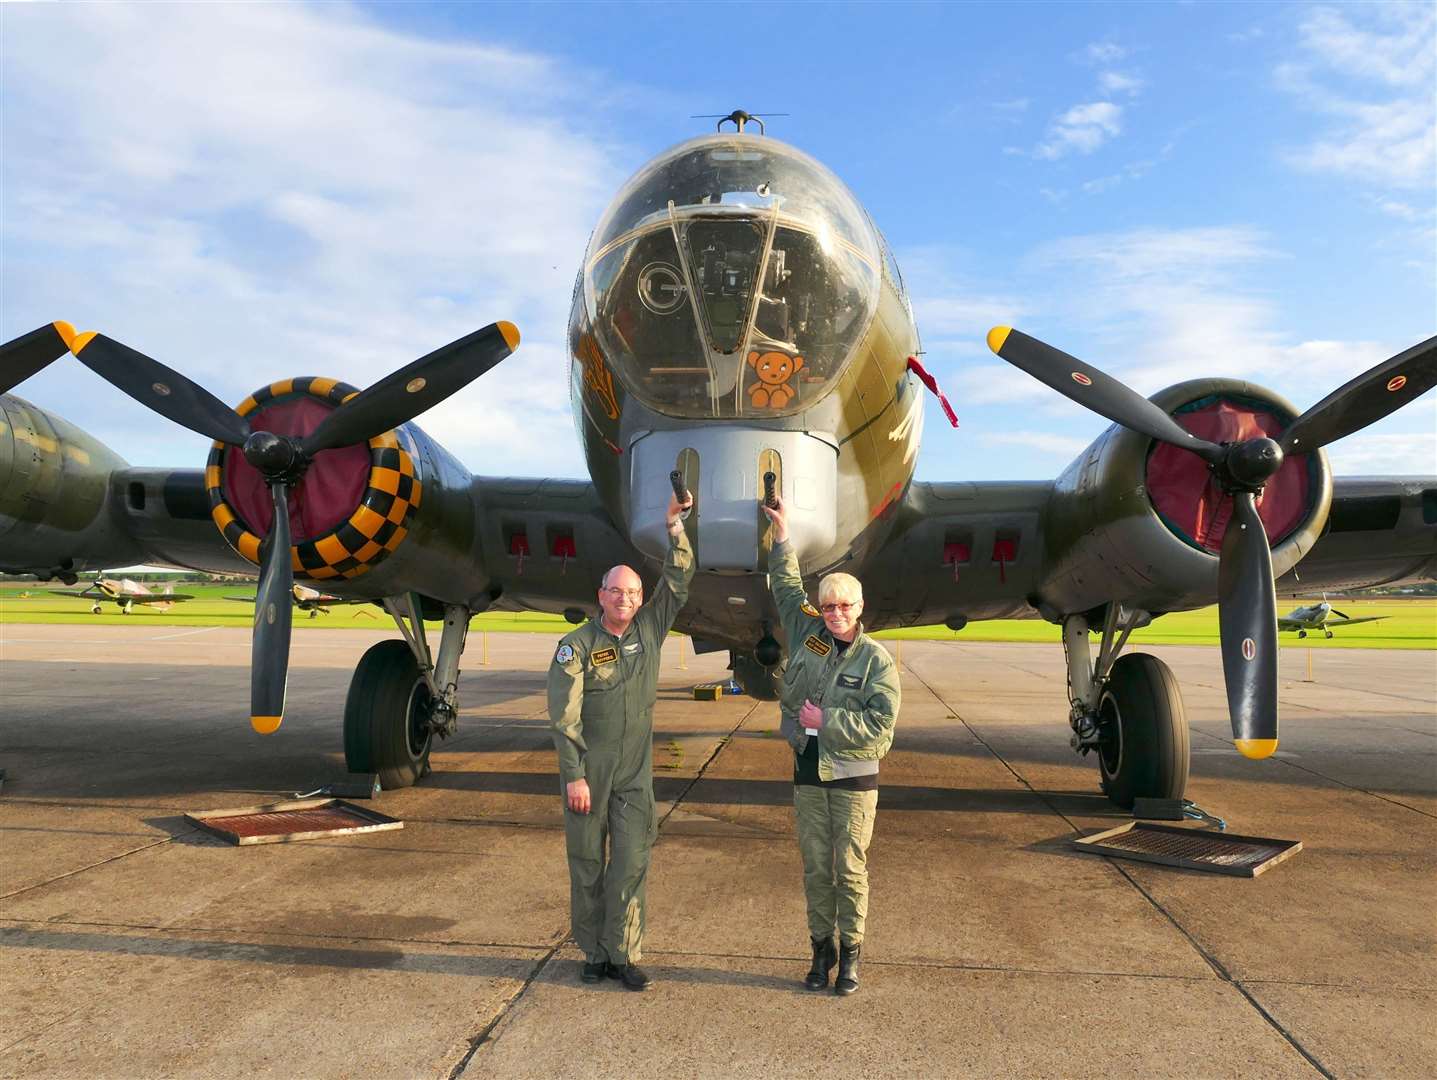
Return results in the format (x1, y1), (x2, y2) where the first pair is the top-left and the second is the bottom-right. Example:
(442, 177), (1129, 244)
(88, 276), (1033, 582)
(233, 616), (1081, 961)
(1277, 5), (1437, 189)
(1, 2), (636, 478)
(1085, 42), (1127, 65)
(1098, 71), (1144, 96)
(1325, 429), (1437, 475)
(980, 431), (1091, 458)
(1036, 101), (1124, 159)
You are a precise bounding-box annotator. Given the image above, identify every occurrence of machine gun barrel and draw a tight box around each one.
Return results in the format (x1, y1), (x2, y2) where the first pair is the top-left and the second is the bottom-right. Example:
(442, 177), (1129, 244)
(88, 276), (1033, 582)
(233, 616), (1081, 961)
(670, 470), (693, 519)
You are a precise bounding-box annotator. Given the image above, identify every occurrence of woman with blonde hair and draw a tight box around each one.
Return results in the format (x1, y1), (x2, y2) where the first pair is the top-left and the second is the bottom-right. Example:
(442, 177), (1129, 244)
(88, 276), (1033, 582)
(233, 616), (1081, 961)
(763, 498), (900, 995)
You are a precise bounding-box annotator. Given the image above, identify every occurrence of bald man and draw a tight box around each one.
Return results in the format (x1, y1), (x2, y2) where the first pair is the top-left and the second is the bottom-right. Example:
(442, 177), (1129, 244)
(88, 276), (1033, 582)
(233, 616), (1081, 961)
(548, 491), (694, 991)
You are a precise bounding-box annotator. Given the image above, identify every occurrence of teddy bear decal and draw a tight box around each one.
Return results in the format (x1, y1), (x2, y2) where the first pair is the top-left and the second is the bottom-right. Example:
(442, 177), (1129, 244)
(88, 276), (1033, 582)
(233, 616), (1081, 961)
(747, 349), (805, 409)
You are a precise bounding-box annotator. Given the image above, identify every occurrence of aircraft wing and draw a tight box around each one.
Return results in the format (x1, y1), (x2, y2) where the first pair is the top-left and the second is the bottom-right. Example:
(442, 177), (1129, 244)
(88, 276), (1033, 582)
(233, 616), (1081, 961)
(1277, 618), (1307, 631)
(1329, 615), (1388, 627)
(126, 593), (195, 603)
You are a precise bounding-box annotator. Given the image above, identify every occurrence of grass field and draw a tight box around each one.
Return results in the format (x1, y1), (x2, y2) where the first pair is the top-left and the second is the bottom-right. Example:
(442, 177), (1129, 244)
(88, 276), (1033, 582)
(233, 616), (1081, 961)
(2, 584), (1432, 650)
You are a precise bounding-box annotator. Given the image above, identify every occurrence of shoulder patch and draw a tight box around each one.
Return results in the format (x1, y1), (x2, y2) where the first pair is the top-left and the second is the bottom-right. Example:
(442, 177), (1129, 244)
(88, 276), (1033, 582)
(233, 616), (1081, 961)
(837, 673), (862, 689)
(591, 647), (618, 666)
(804, 634), (832, 656)
(555, 644), (575, 665)
(800, 601), (821, 618)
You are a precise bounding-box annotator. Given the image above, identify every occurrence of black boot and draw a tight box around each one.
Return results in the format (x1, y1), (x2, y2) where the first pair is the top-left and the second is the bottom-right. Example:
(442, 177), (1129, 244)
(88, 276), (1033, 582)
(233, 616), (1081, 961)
(804, 936), (837, 991)
(834, 943), (861, 995)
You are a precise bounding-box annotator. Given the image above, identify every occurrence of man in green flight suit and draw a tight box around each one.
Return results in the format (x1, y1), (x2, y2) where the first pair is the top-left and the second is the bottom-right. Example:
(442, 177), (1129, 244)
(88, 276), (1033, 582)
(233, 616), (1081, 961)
(548, 490), (694, 991)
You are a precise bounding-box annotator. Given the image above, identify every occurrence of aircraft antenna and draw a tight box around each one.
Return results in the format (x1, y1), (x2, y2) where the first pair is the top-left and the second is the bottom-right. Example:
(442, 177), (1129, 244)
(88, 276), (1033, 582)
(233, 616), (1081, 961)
(690, 109), (790, 135)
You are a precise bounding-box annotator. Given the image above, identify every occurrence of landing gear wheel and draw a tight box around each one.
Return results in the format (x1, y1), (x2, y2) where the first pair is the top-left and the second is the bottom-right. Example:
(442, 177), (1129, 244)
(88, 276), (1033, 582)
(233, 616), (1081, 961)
(1096, 652), (1189, 810)
(1324, 630), (1333, 639)
(343, 639), (435, 790)
(1297, 630), (1307, 639)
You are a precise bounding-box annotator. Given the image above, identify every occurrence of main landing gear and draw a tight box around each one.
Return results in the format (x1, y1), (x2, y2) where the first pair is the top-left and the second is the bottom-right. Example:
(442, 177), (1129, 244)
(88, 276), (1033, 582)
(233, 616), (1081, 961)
(343, 595), (471, 790)
(1063, 606), (1189, 809)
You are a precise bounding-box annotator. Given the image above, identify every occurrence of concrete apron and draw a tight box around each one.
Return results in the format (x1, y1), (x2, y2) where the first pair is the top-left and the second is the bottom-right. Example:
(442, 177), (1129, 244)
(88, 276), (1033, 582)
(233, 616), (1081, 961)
(0, 627), (1432, 1079)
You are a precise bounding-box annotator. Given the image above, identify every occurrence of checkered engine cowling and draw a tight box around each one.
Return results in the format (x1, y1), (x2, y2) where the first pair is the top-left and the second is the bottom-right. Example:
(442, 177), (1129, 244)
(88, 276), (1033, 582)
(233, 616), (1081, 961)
(204, 377), (423, 581)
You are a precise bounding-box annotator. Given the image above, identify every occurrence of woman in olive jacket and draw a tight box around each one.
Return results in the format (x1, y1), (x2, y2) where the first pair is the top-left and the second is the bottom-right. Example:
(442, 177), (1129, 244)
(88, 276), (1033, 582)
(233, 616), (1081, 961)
(763, 498), (901, 996)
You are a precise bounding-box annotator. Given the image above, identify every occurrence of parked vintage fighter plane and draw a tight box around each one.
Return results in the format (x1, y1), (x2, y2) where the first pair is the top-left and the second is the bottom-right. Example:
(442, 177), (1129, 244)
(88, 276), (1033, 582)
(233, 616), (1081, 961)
(1278, 601), (1387, 639)
(2, 113), (1435, 803)
(48, 574), (194, 615)
(226, 583), (366, 618)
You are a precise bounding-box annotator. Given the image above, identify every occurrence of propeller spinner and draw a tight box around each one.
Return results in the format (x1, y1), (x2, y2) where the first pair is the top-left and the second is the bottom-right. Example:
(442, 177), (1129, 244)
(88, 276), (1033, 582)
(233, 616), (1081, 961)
(987, 325), (1437, 758)
(2, 319), (521, 733)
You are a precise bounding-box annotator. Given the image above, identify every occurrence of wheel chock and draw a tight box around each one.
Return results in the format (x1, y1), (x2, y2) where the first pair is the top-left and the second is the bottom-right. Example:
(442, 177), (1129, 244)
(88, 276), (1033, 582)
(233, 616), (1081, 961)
(692, 685), (722, 701)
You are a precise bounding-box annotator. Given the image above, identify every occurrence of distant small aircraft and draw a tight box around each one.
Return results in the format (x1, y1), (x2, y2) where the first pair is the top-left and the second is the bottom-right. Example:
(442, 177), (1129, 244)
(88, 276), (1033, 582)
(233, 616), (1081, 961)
(50, 576), (194, 615)
(226, 582), (366, 618)
(1278, 601), (1387, 639)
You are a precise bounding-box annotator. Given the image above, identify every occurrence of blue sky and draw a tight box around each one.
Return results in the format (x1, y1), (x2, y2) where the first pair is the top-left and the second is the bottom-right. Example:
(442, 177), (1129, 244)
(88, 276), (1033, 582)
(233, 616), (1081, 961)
(3, 1), (1433, 482)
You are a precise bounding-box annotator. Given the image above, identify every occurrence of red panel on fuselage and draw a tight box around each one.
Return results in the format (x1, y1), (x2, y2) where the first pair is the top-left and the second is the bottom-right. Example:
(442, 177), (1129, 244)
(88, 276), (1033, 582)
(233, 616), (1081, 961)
(221, 398), (369, 541)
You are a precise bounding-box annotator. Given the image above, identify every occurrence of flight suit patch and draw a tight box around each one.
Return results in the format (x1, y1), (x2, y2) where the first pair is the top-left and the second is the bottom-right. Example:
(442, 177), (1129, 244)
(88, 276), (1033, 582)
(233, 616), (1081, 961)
(803, 635), (831, 656)
(591, 647), (618, 666)
(555, 644), (575, 664)
(800, 601), (821, 618)
(622, 641), (643, 655)
(837, 674), (862, 689)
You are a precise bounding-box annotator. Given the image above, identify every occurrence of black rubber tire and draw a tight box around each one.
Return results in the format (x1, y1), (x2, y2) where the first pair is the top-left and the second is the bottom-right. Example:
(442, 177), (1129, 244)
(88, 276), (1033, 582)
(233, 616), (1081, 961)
(343, 639), (435, 790)
(1096, 652), (1189, 810)
(730, 651), (784, 700)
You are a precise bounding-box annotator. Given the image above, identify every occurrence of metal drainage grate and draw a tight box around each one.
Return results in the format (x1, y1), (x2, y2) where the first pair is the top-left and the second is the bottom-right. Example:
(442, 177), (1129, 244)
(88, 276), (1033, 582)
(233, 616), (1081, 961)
(185, 798), (403, 846)
(1072, 821), (1301, 877)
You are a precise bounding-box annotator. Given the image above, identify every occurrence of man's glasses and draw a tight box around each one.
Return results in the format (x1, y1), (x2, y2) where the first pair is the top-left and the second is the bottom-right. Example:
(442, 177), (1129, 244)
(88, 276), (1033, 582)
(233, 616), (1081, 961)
(604, 587), (642, 600)
(820, 602), (856, 614)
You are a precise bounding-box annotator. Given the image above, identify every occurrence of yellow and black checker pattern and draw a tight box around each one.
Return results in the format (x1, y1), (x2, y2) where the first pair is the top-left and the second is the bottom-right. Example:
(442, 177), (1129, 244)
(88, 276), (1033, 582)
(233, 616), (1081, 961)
(205, 377), (423, 581)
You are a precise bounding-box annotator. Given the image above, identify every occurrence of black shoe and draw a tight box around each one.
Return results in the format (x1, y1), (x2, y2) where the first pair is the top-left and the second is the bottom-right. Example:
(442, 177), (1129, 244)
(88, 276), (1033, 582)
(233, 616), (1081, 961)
(605, 962), (653, 991)
(580, 960), (606, 983)
(804, 936), (837, 991)
(835, 943), (861, 995)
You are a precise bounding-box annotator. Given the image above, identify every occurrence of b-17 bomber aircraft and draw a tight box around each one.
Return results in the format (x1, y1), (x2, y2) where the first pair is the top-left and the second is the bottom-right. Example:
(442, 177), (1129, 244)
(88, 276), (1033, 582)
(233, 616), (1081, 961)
(47, 574), (194, 616)
(1278, 601), (1388, 639)
(2, 111), (1435, 805)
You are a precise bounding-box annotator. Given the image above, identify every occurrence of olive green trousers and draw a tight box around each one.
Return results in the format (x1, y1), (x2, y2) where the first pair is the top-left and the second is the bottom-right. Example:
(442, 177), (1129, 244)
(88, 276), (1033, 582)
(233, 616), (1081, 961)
(793, 786), (878, 947)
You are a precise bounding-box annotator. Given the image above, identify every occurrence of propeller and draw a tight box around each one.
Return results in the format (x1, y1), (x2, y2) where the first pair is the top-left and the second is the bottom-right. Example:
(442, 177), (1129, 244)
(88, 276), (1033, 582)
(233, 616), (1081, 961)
(2, 319), (521, 732)
(1, 322), (80, 394)
(987, 326), (1437, 757)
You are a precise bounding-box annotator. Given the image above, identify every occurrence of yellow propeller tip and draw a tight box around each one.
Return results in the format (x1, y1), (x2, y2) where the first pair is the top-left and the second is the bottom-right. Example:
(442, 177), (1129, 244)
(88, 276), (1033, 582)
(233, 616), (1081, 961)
(986, 326), (1012, 354)
(53, 321), (77, 348)
(497, 321), (521, 351)
(69, 330), (98, 355)
(251, 715), (283, 735)
(1235, 738), (1278, 760)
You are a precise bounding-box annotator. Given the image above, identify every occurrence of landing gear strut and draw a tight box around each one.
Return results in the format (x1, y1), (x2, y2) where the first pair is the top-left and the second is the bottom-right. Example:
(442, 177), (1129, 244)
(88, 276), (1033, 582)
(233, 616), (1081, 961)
(343, 595), (471, 790)
(1063, 607), (1189, 809)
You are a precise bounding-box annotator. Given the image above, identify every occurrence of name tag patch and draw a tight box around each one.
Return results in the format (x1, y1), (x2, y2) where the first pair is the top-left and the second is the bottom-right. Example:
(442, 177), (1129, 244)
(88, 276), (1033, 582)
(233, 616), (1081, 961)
(803, 635), (831, 656)
(837, 674), (862, 689)
(800, 601), (821, 618)
(622, 641), (643, 655)
(591, 647), (618, 666)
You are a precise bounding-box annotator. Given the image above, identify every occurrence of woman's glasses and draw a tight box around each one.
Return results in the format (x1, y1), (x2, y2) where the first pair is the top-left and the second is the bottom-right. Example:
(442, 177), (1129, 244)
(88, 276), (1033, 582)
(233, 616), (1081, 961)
(819, 602), (856, 614)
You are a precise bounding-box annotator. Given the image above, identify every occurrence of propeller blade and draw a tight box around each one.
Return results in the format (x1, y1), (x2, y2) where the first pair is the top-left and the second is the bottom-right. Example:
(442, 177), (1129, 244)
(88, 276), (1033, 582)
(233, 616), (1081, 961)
(250, 481), (294, 734)
(1280, 336), (1437, 454)
(1330, 608), (1351, 620)
(986, 327), (1224, 461)
(1, 322), (75, 394)
(1217, 491), (1279, 759)
(302, 321), (520, 455)
(67, 331), (251, 446)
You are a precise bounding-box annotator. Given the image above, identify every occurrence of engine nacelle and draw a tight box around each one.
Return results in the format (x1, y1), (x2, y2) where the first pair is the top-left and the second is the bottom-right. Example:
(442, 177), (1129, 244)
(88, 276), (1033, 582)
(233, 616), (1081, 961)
(1037, 378), (1333, 616)
(205, 377), (488, 603)
(0, 394), (145, 577)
